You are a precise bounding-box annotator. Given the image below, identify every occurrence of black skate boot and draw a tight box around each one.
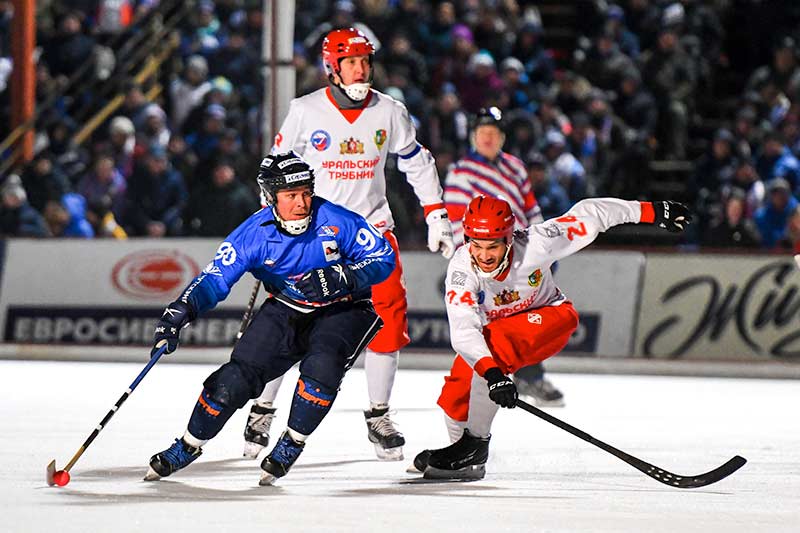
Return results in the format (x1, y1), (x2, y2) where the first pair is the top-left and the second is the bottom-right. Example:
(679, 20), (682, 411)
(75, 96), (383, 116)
(516, 376), (565, 407)
(243, 402), (277, 459)
(364, 406), (405, 461)
(259, 431), (305, 486)
(407, 449), (432, 474)
(144, 438), (202, 480)
(423, 430), (490, 480)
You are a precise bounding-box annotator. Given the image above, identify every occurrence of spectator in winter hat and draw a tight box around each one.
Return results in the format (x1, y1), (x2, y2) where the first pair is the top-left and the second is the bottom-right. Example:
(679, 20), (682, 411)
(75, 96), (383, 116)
(458, 51), (504, 113)
(0, 175), (49, 237)
(754, 177), (799, 248)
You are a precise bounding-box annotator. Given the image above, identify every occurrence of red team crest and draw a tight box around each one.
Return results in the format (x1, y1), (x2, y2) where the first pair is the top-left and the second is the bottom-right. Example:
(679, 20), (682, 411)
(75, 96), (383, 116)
(340, 137), (365, 154)
(493, 289), (520, 306)
(374, 129), (387, 148)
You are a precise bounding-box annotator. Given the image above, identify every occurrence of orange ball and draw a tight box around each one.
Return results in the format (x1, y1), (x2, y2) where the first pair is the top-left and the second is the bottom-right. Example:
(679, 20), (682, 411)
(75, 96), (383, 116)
(52, 470), (70, 487)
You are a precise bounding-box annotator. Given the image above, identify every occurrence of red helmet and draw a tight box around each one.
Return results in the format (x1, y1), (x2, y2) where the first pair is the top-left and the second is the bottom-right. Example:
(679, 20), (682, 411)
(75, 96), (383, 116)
(463, 196), (515, 241)
(322, 28), (376, 76)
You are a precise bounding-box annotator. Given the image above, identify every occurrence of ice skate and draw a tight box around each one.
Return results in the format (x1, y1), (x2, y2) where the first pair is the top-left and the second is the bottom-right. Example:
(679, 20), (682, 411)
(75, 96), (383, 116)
(259, 431), (305, 486)
(364, 406), (405, 461)
(423, 430), (490, 481)
(406, 449), (431, 474)
(243, 402), (277, 459)
(144, 438), (202, 480)
(516, 376), (565, 407)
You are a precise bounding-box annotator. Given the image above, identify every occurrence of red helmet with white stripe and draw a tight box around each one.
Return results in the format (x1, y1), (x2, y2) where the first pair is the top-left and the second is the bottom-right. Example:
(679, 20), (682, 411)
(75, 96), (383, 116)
(322, 28), (375, 101)
(463, 196), (515, 242)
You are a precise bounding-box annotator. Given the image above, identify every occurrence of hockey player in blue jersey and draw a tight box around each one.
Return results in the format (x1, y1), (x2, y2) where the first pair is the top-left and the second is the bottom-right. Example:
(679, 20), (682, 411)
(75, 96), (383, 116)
(144, 151), (395, 485)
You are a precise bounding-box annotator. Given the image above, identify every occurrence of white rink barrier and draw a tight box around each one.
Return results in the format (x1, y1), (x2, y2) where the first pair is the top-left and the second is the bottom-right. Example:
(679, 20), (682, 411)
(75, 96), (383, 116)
(636, 253), (800, 362)
(1, 239), (799, 376)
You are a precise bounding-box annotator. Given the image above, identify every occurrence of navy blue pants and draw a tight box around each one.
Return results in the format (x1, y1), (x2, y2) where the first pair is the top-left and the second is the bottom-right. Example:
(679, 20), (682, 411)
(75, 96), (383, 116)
(187, 298), (382, 440)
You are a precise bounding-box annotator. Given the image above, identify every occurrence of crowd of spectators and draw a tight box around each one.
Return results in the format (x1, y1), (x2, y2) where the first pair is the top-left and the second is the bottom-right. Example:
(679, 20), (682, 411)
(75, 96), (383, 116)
(2, 0), (800, 254)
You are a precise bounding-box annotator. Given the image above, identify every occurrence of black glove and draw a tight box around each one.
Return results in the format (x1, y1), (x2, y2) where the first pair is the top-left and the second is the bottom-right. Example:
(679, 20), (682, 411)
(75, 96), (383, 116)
(152, 300), (194, 357)
(652, 201), (692, 233)
(295, 264), (355, 302)
(484, 367), (517, 408)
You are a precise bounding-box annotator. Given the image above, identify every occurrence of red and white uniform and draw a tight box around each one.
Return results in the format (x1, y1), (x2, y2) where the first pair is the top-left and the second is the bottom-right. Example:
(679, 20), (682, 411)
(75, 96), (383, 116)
(444, 151), (542, 244)
(438, 198), (646, 430)
(273, 87), (444, 232)
(272, 87), (445, 351)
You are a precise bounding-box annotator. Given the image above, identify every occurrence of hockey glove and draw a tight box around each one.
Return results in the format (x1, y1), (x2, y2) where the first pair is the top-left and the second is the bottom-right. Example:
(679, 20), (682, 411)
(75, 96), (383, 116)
(652, 201), (692, 233)
(425, 208), (456, 259)
(484, 367), (518, 409)
(295, 264), (355, 302)
(152, 300), (194, 357)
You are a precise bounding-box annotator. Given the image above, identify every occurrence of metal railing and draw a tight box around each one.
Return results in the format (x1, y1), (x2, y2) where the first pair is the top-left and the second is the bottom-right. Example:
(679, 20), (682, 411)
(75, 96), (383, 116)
(0, 0), (192, 177)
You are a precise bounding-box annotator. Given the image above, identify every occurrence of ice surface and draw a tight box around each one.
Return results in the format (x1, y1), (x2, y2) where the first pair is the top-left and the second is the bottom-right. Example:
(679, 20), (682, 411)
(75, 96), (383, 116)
(3, 359), (798, 532)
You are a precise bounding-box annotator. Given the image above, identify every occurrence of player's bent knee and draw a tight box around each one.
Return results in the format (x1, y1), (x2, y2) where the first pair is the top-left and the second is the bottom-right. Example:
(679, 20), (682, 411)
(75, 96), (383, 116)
(203, 360), (263, 409)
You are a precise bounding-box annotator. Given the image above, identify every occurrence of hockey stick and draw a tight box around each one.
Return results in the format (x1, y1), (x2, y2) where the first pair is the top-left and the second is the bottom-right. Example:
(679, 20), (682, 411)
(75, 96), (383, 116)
(46, 342), (169, 487)
(515, 399), (746, 489)
(237, 278), (261, 340)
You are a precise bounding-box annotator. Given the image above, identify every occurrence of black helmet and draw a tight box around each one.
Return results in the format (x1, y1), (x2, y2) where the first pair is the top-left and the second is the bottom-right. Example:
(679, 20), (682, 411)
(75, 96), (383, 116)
(257, 151), (315, 205)
(471, 106), (504, 131)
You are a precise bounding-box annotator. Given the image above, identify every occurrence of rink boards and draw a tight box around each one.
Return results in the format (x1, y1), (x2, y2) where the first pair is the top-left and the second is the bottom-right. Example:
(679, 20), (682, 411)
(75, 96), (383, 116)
(0, 239), (799, 364)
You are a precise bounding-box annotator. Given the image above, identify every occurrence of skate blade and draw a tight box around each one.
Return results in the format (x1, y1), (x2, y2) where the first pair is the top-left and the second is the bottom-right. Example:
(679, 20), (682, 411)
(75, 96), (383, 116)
(243, 442), (266, 459)
(423, 464), (485, 481)
(406, 463), (422, 474)
(373, 443), (404, 461)
(143, 467), (162, 481)
(258, 472), (278, 486)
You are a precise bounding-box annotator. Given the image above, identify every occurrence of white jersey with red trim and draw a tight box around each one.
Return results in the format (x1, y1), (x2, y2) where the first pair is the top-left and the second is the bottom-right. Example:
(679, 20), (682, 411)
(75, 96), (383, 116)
(444, 198), (644, 370)
(271, 87), (444, 232)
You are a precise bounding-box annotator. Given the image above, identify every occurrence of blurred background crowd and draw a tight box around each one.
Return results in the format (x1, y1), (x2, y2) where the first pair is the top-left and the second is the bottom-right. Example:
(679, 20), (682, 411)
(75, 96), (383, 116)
(2, 0), (800, 253)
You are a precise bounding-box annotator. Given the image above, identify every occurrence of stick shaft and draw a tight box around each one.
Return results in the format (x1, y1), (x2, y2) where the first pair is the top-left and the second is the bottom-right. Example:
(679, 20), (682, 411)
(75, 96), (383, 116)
(515, 398), (745, 488)
(236, 278), (261, 340)
(61, 345), (168, 472)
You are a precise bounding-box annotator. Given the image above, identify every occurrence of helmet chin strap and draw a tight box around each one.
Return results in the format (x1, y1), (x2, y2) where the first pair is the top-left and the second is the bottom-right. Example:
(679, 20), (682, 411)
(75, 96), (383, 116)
(272, 206), (312, 236)
(342, 82), (371, 101)
(328, 78), (370, 107)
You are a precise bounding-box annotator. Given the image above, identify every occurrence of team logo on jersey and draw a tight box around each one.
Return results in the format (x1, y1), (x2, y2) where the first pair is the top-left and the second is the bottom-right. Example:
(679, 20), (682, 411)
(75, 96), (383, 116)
(340, 137), (365, 154)
(527, 312), (542, 324)
(493, 289), (520, 306)
(310, 129), (331, 151)
(322, 240), (341, 262)
(374, 129), (387, 149)
(542, 223), (562, 238)
(202, 262), (222, 276)
(317, 225), (340, 237)
(450, 270), (468, 287)
(274, 132), (283, 147)
(528, 269), (542, 287)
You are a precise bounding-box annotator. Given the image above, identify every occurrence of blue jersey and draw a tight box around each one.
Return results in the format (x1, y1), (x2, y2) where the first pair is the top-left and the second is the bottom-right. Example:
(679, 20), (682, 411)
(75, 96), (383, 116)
(179, 197), (395, 314)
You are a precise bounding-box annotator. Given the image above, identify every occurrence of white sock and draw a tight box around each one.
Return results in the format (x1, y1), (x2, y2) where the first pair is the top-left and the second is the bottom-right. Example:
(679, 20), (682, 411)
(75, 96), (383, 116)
(182, 431), (208, 449)
(465, 371), (498, 439)
(445, 414), (465, 444)
(365, 349), (398, 407)
(256, 374), (285, 404)
(287, 427), (308, 443)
